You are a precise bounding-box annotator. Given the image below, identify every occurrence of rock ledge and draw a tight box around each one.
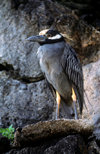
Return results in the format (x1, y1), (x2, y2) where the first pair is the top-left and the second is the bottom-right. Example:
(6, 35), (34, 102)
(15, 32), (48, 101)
(14, 119), (93, 147)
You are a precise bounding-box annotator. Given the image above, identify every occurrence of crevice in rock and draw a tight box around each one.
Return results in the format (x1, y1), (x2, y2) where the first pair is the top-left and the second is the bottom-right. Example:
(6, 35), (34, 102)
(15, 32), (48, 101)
(0, 62), (44, 83)
(0, 63), (14, 72)
(11, 0), (28, 10)
(18, 76), (45, 83)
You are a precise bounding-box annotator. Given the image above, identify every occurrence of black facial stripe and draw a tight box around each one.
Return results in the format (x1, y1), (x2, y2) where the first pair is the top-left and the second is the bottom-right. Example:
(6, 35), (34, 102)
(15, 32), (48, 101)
(39, 37), (65, 45)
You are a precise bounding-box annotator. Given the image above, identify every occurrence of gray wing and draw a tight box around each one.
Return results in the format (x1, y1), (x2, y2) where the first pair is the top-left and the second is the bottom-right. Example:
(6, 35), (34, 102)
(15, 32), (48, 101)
(61, 43), (84, 113)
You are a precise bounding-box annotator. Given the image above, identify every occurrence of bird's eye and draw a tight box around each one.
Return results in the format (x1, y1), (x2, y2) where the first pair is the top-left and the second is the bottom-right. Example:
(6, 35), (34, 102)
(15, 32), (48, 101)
(48, 34), (51, 37)
(46, 34), (52, 37)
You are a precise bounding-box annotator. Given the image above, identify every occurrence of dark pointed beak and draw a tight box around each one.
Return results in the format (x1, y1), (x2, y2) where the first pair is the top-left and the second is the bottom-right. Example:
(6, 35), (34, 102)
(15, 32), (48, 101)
(26, 35), (46, 43)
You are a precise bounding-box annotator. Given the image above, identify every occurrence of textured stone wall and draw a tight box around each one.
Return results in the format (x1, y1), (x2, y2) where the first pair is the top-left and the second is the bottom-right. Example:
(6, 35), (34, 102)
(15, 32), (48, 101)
(0, 0), (100, 153)
(0, 0), (100, 128)
(0, 0), (54, 127)
(0, 0), (100, 127)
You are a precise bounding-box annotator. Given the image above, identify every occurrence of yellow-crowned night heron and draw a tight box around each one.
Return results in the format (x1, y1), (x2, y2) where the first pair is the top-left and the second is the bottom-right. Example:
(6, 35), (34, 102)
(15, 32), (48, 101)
(27, 29), (84, 119)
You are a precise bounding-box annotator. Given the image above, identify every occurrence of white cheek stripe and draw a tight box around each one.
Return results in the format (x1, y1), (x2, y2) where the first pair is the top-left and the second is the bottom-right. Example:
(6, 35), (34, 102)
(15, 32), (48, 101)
(49, 34), (62, 40)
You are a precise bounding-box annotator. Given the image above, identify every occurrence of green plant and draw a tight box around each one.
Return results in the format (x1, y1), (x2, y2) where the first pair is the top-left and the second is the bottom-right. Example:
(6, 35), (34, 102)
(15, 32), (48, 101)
(0, 125), (15, 140)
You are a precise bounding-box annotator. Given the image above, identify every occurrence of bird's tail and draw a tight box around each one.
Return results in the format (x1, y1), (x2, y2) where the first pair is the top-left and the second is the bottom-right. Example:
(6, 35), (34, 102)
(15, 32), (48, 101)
(73, 86), (84, 115)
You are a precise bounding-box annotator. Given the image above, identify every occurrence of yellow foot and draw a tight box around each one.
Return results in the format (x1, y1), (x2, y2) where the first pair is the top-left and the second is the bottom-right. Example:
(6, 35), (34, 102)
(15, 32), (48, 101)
(56, 91), (61, 120)
(72, 88), (78, 120)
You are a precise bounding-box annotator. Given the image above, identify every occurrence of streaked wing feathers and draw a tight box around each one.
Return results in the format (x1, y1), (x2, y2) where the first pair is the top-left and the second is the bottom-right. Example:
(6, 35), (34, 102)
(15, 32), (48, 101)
(61, 43), (84, 113)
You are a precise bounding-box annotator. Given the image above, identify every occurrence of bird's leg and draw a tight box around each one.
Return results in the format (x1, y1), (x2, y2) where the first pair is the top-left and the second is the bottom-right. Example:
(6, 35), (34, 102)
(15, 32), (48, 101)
(72, 88), (78, 119)
(56, 91), (61, 120)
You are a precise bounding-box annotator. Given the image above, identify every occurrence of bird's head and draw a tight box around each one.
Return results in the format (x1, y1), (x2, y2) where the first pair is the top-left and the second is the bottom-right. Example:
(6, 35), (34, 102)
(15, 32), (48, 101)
(26, 29), (64, 45)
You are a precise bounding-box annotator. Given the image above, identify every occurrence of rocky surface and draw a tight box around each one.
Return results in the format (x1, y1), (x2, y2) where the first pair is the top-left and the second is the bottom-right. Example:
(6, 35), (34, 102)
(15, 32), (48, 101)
(0, 134), (10, 153)
(0, 0), (100, 128)
(88, 140), (100, 154)
(0, 0), (43, 82)
(56, 16), (100, 64)
(1, 119), (99, 154)
(13, 119), (93, 147)
(83, 59), (100, 152)
(0, 0), (100, 153)
(6, 119), (92, 154)
(55, 0), (100, 22)
(83, 59), (100, 121)
(0, 71), (54, 128)
(7, 135), (87, 154)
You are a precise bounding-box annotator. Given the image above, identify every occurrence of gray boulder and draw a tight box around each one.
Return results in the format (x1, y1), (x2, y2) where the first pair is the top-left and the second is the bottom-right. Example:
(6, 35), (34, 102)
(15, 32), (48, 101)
(0, 0), (42, 81)
(0, 0), (100, 131)
(0, 72), (54, 127)
(83, 59), (100, 121)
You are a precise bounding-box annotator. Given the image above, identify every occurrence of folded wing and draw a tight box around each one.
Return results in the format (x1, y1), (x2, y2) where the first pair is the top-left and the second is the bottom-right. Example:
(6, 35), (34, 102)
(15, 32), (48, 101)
(61, 43), (84, 113)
